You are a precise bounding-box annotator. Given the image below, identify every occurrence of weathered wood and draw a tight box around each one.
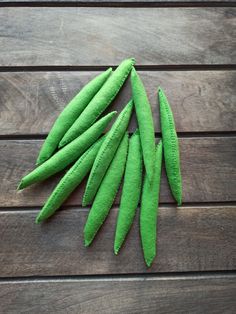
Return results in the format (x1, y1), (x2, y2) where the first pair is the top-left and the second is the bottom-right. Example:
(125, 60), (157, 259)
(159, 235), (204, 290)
(1, 0), (235, 2)
(0, 206), (235, 276)
(1, 137), (236, 206)
(0, 71), (235, 135)
(0, 8), (235, 66)
(1, 275), (236, 314)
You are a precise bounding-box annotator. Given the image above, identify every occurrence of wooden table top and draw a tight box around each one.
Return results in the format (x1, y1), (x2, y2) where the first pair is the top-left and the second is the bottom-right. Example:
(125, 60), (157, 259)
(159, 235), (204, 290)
(0, 1), (236, 313)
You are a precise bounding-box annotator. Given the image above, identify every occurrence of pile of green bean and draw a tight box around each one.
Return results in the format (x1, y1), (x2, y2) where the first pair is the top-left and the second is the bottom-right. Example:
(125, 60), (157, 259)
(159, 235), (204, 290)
(18, 58), (182, 267)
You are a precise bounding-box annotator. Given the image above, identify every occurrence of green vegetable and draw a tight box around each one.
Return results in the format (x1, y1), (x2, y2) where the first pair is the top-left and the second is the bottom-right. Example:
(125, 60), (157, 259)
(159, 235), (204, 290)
(84, 133), (128, 247)
(36, 68), (112, 165)
(18, 112), (116, 190)
(59, 58), (135, 147)
(83, 100), (133, 206)
(158, 88), (182, 205)
(131, 67), (155, 182)
(35, 137), (104, 224)
(140, 140), (162, 267)
(114, 129), (143, 254)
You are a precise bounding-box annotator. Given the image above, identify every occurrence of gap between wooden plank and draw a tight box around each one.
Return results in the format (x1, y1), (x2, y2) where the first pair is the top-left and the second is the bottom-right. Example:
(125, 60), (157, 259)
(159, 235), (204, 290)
(1, 132), (236, 140)
(0, 1), (236, 8)
(0, 271), (236, 283)
(0, 65), (235, 72)
(1, 202), (236, 212)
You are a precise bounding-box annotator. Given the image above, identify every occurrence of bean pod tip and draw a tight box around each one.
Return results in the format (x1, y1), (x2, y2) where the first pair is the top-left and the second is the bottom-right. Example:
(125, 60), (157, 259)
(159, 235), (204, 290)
(35, 215), (42, 224)
(17, 180), (24, 191)
(177, 200), (182, 206)
(106, 67), (113, 74)
(84, 239), (91, 247)
(130, 57), (136, 64)
(145, 257), (155, 268)
(114, 245), (120, 255)
(158, 87), (165, 98)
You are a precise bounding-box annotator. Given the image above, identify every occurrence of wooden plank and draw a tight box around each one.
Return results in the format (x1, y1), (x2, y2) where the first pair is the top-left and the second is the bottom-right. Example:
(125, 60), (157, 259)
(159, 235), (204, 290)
(0, 206), (235, 276)
(0, 8), (235, 66)
(1, 71), (235, 135)
(1, 137), (236, 207)
(1, 0), (236, 3)
(1, 275), (236, 314)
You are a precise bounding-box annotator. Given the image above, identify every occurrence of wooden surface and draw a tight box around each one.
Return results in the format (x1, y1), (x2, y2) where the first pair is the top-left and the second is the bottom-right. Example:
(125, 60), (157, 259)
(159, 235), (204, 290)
(1, 137), (236, 206)
(0, 0), (235, 313)
(1, 0), (236, 2)
(1, 71), (236, 135)
(0, 8), (236, 66)
(1, 275), (236, 314)
(1, 206), (236, 276)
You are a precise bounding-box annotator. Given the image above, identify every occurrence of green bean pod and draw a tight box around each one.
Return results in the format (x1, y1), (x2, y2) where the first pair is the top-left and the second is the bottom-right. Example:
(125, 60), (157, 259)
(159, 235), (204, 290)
(36, 68), (112, 165)
(140, 140), (162, 267)
(82, 100), (133, 206)
(59, 58), (135, 147)
(158, 88), (182, 205)
(18, 111), (116, 190)
(35, 137), (104, 224)
(131, 67), (155, 182)
(114, 129), (143, 254)
(84, 133), (128, 247)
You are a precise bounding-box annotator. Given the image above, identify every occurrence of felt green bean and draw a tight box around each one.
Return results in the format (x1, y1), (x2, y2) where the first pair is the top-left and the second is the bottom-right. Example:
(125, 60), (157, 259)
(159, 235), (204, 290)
(35, 137), (104, 224)
(158, 88), (182, 205)
(82, 100), (133, 206)
(114, 129), (143, 254)
(59, 58), (135, 147)
(131, 67), (155, 182)
(140, 140), (162, 267)
(36, 68), (112, 165)
(84, 133), (128, 247)
(18, 112), (116, 190)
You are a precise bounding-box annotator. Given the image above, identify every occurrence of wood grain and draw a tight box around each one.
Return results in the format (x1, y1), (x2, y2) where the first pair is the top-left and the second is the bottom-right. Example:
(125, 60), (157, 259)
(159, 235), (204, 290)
(0, 206), (235, 276)
(1, 137), (236, 207)
(0, 3), (235, 313)
(1, 0), (235, 2)
(1, 275), (236, 314)
(0, 8), (235, 66)
(0, 71), (235, 135)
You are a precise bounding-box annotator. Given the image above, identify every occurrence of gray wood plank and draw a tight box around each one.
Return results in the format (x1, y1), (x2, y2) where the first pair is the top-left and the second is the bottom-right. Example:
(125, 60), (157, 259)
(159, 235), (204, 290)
(1, 71), (235, 135)
(1, 0), (235, 2)
(1, 137), (236, 207)
(0, 206), (235, 276)
(1, 275), (236, 314)
(0, 8), (235, 66)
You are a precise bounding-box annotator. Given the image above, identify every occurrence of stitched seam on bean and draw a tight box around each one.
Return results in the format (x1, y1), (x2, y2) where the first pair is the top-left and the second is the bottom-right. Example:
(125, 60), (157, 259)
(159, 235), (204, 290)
(160, 92), (179, 194)
(38, 69), (112, 161)
(116, 142), (142, 250)
(19, 114), (115, 190)
(84, 106), (130, 202)
(131, 69), (155, 182)
(85, 64), (133, 128)
(38, 146), (94, 217)
(87, 146), (128, 245)
(62, 62), (134, 146)
(141, 143), (161, 267)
